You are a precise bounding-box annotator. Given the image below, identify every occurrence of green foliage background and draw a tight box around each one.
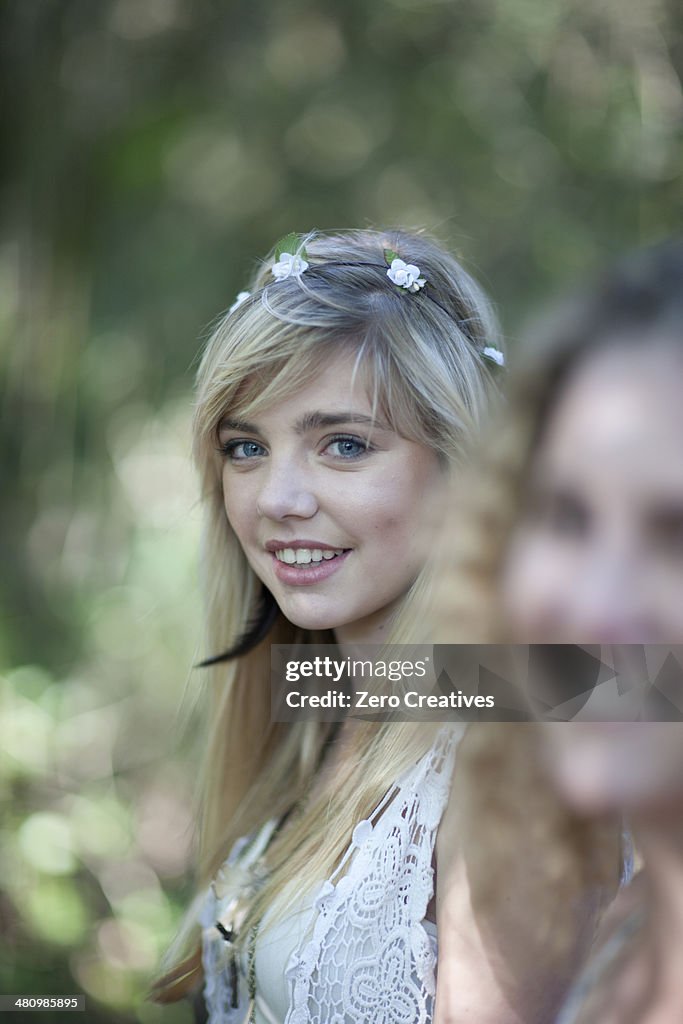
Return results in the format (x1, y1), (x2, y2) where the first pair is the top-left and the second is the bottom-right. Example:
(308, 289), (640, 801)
(1, 1), (681, 1021)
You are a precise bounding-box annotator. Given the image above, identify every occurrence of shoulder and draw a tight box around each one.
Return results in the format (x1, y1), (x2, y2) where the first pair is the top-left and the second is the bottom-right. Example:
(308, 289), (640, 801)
(592, 868), (645, 941)
(432, 725), (618, 1024)
(556, 876), (647, 1024)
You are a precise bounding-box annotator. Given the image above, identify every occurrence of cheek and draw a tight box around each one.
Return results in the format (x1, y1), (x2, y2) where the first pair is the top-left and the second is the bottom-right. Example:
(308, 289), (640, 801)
(500, 532), (577, 637)
(366, 470), (443, 554)
(385, 455), (445, 525)
(337, 463), (441, 532)
(651, 567), (683, 636)
(221, 473), (255, 538)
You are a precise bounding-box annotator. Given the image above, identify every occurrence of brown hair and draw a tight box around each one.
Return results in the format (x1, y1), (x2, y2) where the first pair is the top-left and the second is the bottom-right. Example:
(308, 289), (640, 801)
(424, 242), (683, 951)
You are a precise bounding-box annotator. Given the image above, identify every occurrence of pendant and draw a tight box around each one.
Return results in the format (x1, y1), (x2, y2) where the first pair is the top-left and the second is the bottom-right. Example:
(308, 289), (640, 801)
(215, 917), (240, 1009)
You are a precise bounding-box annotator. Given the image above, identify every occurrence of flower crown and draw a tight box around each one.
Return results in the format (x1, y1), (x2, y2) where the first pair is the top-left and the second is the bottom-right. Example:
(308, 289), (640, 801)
(229, 233), (505, 367)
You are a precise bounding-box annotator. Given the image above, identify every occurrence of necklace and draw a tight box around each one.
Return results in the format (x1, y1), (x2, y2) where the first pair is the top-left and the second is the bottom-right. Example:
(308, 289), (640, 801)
(246, 917), (260, 1024)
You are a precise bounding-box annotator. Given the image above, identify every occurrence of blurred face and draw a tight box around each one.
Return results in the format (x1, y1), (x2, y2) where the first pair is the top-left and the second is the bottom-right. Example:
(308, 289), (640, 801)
(502, 343), (683, 643)
(500, 341), (683, 814)
(540, 721), (683, 816)
(218, 350), (444, 643)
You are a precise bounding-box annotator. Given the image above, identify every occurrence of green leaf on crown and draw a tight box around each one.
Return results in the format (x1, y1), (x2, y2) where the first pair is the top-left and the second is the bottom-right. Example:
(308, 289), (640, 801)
(383, 248), (400, 266)
(274, 232), (308, 262)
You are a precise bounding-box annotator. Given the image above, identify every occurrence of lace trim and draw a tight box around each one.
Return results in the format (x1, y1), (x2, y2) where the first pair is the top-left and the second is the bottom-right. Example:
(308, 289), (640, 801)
(284, 725), (461, 1024)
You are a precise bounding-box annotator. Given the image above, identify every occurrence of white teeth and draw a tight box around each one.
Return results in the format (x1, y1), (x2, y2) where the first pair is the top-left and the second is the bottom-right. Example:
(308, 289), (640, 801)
(274, 547), (346, 564)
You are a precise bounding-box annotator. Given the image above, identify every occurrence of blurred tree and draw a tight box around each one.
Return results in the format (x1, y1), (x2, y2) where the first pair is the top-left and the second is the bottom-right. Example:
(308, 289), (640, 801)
(1, 0), (681, 1019)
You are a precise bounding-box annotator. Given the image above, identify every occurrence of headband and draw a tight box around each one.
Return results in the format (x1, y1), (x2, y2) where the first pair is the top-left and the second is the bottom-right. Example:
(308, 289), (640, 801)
(229, 233), (505, 367)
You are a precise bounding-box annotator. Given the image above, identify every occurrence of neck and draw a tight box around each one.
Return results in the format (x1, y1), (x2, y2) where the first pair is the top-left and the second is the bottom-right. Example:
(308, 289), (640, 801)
(333, 603), (399, 653)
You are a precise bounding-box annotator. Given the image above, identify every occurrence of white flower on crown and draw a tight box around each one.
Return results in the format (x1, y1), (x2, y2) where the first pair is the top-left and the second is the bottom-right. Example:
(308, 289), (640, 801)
(482, 346), (505, 366)
(387, 258), (426, 293)
(229, 291), (251, 313)
(271, 252), (309, 280)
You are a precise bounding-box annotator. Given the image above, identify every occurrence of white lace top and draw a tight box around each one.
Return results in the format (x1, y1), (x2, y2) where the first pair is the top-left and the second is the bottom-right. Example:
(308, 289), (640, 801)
(200, 725), (462, 1024)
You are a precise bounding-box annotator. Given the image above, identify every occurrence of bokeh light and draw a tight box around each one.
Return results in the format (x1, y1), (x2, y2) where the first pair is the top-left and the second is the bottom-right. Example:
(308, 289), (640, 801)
(2, 0), (681, 1020)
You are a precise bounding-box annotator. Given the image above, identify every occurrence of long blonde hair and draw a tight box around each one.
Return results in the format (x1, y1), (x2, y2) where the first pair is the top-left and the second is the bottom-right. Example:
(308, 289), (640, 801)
(154, 228), (502, 1000)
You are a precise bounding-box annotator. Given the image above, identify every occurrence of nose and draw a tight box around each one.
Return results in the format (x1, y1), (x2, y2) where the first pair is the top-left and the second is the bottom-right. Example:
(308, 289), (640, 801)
(255, 456), (319, 521)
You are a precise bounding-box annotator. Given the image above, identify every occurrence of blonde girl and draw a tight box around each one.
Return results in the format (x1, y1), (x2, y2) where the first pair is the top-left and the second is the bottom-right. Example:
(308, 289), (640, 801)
(154, 229), (595, 1024)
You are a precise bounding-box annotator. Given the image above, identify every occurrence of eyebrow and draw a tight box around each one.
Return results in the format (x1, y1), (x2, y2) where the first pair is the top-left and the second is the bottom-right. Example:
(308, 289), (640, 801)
(217, 411), (388, 435)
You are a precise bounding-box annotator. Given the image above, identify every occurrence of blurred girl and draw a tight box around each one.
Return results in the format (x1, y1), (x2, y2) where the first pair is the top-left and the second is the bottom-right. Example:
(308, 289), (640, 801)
(434, 239), (683, 1023)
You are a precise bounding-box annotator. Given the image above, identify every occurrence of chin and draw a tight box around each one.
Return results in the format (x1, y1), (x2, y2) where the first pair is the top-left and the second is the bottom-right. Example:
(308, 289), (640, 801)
(276, 600), (343, 634)
(546, 768), (616, 816)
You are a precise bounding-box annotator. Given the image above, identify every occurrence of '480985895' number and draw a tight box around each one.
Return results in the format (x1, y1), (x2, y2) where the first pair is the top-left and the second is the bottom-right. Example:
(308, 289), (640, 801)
(2, 996), (84, 1011)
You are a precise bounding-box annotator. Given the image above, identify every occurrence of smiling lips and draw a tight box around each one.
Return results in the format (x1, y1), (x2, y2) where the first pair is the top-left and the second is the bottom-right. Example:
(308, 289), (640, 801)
(265, 541), (350, 584)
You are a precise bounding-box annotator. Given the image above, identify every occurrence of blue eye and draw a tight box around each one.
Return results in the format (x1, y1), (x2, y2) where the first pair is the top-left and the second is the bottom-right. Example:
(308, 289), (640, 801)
(324, 435), (371, 459)
(219, 440), (267, 461)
